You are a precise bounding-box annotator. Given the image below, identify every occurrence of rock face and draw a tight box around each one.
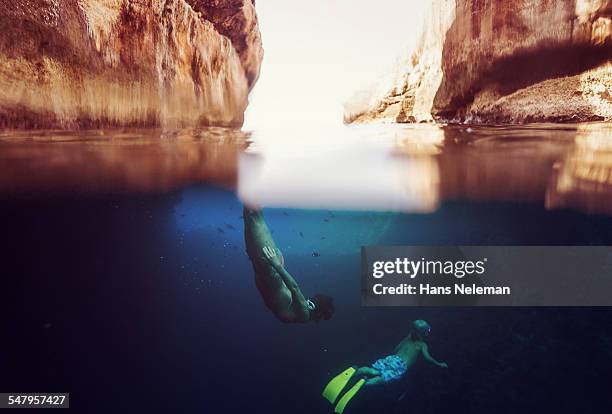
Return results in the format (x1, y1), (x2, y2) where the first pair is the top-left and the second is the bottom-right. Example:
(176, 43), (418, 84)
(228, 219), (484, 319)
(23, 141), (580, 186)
(345, 0), (612, 124)
(0, 0), (263, 129)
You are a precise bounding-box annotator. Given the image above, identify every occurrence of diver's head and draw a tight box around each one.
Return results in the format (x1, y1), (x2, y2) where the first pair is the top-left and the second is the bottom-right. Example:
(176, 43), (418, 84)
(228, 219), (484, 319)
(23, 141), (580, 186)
(309, 294), (335, 322)
(410, 319), (431, 339)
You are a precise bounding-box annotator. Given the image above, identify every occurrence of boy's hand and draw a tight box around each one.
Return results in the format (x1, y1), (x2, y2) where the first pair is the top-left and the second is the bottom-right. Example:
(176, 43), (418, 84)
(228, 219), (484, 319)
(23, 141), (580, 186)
(438, 362), (448, 368)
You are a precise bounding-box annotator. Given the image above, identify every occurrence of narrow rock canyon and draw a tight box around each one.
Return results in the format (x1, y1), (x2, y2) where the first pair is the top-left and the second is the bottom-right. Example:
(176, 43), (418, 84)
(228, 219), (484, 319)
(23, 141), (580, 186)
(0, 0), (263, 128)
(345, 0), (612, 124)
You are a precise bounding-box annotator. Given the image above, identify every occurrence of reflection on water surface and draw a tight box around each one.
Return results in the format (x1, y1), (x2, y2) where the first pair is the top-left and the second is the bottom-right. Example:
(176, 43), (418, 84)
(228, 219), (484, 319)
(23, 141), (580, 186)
(1, 123), (610, 215)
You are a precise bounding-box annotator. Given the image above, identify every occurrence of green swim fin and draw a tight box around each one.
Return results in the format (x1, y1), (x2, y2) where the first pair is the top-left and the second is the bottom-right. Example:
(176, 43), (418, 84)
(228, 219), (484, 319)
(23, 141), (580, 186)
(334, 378), (365, 414)
(322, 367), (356, 404)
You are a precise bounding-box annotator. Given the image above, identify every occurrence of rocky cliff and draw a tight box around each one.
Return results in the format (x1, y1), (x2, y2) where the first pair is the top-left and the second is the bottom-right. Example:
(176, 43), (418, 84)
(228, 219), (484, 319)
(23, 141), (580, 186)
(345, 0), (612, 124)
(0, 0), (263, 129)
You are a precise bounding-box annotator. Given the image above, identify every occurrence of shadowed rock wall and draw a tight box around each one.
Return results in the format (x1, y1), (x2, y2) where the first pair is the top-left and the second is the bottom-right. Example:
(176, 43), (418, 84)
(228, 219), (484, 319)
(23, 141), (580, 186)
(345, 0), (611, 124)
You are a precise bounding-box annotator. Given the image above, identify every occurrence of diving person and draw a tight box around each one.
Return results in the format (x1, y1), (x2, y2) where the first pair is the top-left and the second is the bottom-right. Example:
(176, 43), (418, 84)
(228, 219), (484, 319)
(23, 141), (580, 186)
(243, 207), (335, 323)
(322, 320), (447, 413)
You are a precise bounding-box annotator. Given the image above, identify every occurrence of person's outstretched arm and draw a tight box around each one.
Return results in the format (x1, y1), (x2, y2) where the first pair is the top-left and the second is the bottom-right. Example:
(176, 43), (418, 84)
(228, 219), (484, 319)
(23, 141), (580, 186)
(262, 247), (310, 321)
(420, 343), (448, 368)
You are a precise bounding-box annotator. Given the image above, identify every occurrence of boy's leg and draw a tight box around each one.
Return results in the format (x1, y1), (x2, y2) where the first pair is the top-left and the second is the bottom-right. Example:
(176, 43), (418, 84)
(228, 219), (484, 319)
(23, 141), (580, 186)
(364, 377), (385, 387)
(355, 367), (380, 377)
(354, 367), (384, 387)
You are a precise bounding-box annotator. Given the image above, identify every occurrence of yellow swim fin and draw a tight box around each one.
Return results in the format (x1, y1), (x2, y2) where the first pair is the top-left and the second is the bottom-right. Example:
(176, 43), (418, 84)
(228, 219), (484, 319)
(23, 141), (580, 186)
(322, 367), (356, 404)
(334, 378), (365, 414)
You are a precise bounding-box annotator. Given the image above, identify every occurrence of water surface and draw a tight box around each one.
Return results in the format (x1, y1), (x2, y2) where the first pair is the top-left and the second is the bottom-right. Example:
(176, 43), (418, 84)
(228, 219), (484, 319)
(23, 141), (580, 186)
(1, 123), (610, 214)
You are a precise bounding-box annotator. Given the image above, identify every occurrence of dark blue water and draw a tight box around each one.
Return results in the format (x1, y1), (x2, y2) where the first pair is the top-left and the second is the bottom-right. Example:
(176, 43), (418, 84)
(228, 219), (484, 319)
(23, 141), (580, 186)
(3, 185), (612, 413)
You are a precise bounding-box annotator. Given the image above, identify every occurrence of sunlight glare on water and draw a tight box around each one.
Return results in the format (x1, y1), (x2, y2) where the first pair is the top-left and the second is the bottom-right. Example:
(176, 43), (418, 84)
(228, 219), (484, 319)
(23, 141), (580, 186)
(239, 124), (443, 212)
(239, 123), (612, 214)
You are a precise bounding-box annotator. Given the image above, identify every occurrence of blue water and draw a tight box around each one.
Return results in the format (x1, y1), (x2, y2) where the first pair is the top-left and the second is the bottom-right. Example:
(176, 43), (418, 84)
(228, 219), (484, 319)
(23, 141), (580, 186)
(3, 184), (612, 413)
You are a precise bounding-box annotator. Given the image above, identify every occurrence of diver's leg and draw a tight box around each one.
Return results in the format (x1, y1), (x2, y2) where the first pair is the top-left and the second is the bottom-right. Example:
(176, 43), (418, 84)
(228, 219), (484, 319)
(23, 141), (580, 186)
(355, 367), (380, 378)
(244, 207), (284, 268)
(364, 376), (385, 387)
(244, 207), (293, 320)
(354, 367), (384, 387)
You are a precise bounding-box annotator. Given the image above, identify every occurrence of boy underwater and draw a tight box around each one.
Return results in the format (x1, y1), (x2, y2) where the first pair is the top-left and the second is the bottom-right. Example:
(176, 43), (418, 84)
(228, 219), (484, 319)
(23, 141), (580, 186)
(322, 320), (447, 413)
(243, 207), (335, 323)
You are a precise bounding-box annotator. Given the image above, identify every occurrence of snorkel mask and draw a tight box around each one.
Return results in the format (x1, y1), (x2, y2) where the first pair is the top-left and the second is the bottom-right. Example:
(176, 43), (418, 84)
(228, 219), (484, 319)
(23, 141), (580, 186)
(412, 319), (431, 337)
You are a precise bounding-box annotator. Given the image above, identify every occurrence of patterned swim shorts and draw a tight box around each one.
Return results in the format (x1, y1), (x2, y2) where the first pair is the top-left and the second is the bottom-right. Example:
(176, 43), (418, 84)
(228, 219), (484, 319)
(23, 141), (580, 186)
(372, 355), (408, 383)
